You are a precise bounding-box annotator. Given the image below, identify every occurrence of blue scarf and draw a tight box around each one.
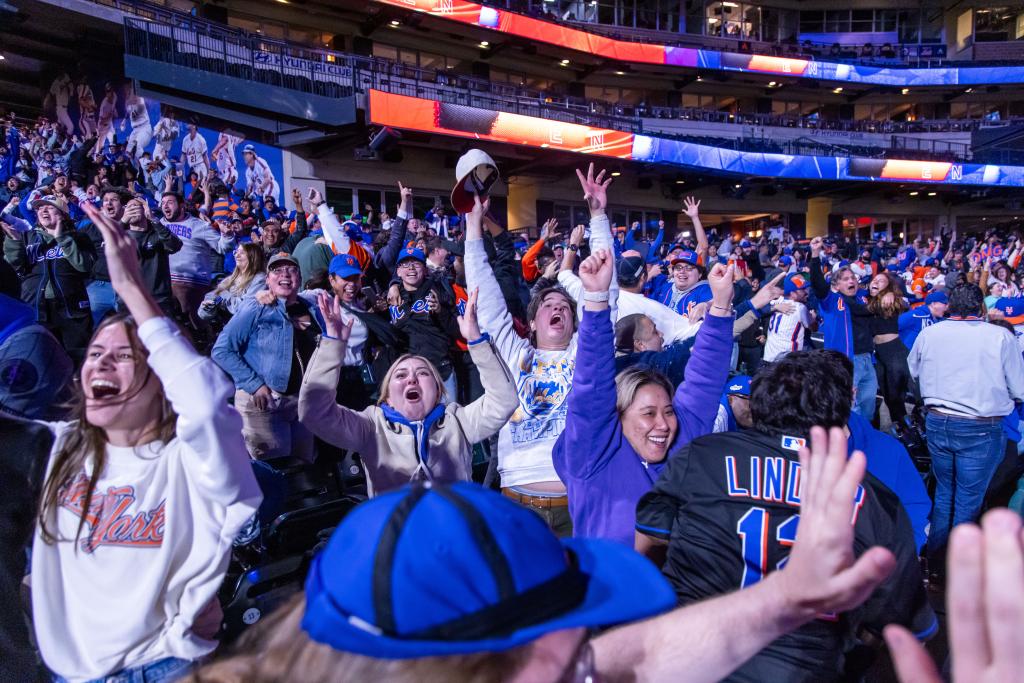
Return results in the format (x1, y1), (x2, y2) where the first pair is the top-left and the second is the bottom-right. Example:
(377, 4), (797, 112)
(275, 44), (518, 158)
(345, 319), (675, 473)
(381, 402), (447, 475)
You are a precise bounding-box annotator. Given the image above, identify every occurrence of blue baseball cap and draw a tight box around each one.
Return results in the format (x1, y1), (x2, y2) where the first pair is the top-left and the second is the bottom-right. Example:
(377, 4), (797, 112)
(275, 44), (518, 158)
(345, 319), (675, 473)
(397, 246), (426, 265)
(739, 239), (752, 248)
(778, 255), (793, 266)
(670, 250), (700, 267)
(329, 253), (362, 279)
(784, 273), (810, 294)
(726, 375), (751, 396)
(302, 482), (675, 659)
(925, 291), (947, 305)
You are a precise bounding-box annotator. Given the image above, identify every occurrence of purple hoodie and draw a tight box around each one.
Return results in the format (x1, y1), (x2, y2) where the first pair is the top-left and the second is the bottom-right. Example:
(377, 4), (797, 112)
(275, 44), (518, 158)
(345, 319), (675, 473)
(553, 309), (733, 545)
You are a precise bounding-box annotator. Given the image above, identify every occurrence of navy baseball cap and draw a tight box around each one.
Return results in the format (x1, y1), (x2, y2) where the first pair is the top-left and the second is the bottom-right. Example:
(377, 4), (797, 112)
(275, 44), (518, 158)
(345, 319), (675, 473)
(670, 250), (700, 267)
(302, 482), (675, 659)
(925, 291), (947, 305)
(397, 246), (426, 265)
(617, 255), (646, 286)
(329, 253), (361, 279)
(726, 375), (751, 396)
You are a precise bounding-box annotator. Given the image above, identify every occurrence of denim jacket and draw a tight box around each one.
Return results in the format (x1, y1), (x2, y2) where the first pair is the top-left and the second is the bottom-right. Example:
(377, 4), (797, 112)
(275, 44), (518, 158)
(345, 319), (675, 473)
(212, 297), (326, 395)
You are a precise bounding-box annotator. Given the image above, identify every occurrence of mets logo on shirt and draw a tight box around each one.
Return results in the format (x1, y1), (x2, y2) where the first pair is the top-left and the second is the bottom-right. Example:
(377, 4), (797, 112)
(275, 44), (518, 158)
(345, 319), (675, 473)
(58, 473), (165, 553)
(508, 356), (575, 444)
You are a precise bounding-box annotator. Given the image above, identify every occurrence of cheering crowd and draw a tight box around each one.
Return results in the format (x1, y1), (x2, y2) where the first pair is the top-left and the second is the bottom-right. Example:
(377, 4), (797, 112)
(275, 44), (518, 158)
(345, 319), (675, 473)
(4, 110), (1024, 682)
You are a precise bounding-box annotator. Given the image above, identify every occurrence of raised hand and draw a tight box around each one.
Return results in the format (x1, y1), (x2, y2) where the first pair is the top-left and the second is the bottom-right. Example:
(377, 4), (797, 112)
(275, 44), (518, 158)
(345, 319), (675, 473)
(542, 259), (560, 280)
(570, 223), (586, 246)
(809, 236), (823, 257)
(575, 162), (614, 216)
(398, 181), (413, 213)
(425, 290), (439, 313)
(885, 509), (1024, 683)
(457, 288), (481, 341)
(579, 247), (614, 294)
(750, 271), (787, 310)
(317, 291), (353, 341)
(464, 193), (490, 239)
(307, 187), (324, 208)
(81, 201), (160, 322)
(540, 218), (558, 241)
(707, 263), (735, 307)
(683, 196), (700, 218)
(773, 427), (896, 619)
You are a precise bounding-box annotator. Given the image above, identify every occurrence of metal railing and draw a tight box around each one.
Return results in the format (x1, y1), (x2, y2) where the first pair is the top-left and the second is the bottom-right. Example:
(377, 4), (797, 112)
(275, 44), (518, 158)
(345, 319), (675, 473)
(120, 6), (989, 162)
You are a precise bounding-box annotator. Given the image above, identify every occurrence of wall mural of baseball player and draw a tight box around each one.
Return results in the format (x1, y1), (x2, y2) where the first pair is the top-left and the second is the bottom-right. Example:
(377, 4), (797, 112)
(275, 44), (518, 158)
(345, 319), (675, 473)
(42, 68), (283, 203)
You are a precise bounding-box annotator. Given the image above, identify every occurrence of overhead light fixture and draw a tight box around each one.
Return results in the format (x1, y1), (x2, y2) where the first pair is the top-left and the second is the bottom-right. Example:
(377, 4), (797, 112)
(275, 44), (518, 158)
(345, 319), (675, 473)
(611, 171), (621, 177)
(614, 70), (625, 75)
(0, 55), (5, 61)
(696, 76), (703, 82)
(675, 180), (685, 184)
(901, 88), (909, 94)
(479, 41), (489, 47)
(768, 80), (777, 87)
(833, 87), (843, 93)
(965, 87), (974, 93)
(983, 217), (988, 221)
(389, 19), (400, 26)
(560, 59), (570, 65)
(909, 191), (919, 196)
(734, 183), (742, 188)
(927, 191), (937, 196)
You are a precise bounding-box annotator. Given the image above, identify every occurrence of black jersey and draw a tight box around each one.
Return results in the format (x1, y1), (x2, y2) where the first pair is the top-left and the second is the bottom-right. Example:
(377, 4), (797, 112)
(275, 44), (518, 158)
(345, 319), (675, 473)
(636, 429), (936, 683)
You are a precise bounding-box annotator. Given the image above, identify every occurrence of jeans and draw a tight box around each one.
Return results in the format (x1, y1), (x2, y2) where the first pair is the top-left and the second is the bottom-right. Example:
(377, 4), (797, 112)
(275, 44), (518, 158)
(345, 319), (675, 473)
(852, 353), (878, 422)
(54, 656), (193, 683)
(87, 279), (116, 326)
(926, 411), (1006, 557)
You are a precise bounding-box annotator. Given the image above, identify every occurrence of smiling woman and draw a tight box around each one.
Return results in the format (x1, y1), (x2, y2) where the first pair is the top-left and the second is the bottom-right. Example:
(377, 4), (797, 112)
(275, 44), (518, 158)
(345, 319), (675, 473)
(30, 202), (261, 683)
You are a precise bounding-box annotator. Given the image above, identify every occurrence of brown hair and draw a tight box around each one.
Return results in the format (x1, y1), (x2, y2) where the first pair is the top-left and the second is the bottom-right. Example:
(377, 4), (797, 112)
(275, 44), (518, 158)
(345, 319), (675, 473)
(614, 366), (674, 417)
(215, 242), (266, 297)
(185, 595), (530, 683)
(38, 315), (177, 547)
(867, 272), (908, 319)
(525, 287), (578, 346)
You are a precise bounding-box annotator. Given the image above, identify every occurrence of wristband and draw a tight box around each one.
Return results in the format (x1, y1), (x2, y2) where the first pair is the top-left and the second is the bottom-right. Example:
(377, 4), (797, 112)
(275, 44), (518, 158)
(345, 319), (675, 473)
(568, 244), (579, 252)
(467, 332), (491, 346)
(583, 291), (610, 303)
(711, 304), (733, 313)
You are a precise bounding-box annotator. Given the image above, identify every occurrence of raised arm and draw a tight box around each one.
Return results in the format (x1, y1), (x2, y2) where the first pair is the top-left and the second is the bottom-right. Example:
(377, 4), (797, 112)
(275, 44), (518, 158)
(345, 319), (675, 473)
(672, 263), (735, 445)
(297, 293), (376, 455)
(576, 162), (619, 316)
(552, 249), (622, 481)
(373, 182), (413, 271)
(683, 197), (708, 265)
(451, 289), (518, 442)
(808, 237), (831, 299)
(464, 195), (530, 362)
(646, 220), (666, 265)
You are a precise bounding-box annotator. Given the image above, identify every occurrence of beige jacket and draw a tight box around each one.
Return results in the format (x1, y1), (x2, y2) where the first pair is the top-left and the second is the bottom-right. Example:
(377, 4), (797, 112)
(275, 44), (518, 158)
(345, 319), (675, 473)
(298, 336), (517, 496)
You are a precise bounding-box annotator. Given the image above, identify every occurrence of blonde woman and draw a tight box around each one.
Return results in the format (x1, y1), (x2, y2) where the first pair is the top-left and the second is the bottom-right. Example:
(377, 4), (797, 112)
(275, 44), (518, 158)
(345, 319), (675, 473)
(32, 202), (261, 682)
(297, 289), (517, 496)
(199, 242), (267, 322)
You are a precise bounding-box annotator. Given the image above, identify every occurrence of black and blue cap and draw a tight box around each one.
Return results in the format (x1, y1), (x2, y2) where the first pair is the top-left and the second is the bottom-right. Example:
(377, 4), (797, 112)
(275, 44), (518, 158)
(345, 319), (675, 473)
(302, 482), (675, 659)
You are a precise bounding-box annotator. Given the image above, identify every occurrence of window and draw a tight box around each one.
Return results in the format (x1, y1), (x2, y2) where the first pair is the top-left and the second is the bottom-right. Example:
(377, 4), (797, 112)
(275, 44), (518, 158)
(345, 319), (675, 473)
(373, 44), (398, 62)
(825, 10), (850, 34)
(325, 187), (354, 216)
(851, 10), (873, 33)
(419, 52), (445, 71)
(799, 10), (824, 34)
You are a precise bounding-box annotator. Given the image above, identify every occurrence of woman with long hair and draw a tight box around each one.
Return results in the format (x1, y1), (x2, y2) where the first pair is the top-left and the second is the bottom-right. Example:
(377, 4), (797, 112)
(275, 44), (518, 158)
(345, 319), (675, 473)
(297, 288), (517, 496)
(31, 202), (261, 683)
(199, 241), (267, 323)
(988, 259), (1020, 298)
(867, 271), (911, 430)
(552, 249), (735, 546)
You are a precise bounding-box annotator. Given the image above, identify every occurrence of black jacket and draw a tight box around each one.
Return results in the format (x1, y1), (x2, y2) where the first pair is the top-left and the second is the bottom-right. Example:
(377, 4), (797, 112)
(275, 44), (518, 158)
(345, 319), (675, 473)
(3, 226), (95, 319)
(126, 221), (182, 314)
(388, 276), (460, 378)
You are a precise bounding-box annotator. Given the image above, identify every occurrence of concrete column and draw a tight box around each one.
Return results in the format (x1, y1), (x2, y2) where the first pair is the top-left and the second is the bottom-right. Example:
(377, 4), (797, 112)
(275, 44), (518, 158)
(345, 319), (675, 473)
(507, 175), (540, 231)
(282, 150), (324, 208)
(806, 197), (832, 238)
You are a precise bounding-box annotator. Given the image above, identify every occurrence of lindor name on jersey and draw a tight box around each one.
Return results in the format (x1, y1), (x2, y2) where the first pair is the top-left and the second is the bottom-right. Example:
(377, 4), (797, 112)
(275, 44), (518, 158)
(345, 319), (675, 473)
(724, 453), (866, 518)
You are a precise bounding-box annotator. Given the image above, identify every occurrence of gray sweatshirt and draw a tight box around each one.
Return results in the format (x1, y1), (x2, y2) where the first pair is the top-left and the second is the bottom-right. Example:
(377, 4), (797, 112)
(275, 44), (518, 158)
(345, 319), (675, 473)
(162, 215), (233, 286)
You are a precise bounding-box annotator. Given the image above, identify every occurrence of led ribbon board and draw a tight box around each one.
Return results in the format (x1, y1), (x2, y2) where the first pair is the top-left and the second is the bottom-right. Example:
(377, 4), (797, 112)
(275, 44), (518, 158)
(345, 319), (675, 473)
(374, 0), (1024, 86)
(368, 90), (635, 157)
(370, 90), (1024, 187)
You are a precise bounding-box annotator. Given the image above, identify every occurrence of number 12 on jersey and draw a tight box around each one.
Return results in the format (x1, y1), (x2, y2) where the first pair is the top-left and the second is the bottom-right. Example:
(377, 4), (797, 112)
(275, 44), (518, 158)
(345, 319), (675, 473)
(736, 508), (798, 589)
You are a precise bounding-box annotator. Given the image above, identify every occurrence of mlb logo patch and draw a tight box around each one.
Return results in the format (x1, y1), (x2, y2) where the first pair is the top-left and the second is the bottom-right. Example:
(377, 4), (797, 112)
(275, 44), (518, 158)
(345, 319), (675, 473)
(781, 435), (805, 451)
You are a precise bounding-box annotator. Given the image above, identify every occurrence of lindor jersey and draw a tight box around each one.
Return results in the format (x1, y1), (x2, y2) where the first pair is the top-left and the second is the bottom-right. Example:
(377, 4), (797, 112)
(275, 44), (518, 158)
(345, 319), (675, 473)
(637, 430), (936, 683)
(763, 297), (811, 362)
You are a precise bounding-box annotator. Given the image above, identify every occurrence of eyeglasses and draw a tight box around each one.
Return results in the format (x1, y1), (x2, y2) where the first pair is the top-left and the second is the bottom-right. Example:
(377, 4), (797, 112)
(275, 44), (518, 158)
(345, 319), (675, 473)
(398, 261), (423, 270)
(672, 264), (698, 274)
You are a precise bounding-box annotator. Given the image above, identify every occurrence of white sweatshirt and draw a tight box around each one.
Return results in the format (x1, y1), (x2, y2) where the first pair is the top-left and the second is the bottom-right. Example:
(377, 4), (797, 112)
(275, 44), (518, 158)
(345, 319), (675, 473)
(465, 214), (616, 487)
(31, 317), (262, 682)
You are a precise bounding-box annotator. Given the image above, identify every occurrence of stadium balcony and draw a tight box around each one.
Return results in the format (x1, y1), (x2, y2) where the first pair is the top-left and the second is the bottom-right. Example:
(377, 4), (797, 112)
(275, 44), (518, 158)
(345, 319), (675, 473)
(118, 6), (999, 168)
